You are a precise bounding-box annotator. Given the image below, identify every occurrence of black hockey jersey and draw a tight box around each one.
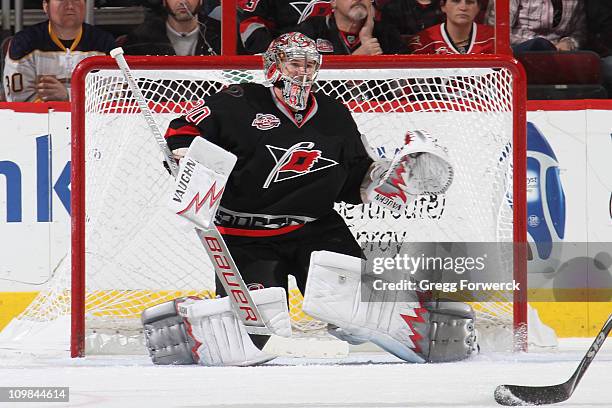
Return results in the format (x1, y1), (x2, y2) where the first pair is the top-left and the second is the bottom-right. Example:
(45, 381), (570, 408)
(292, 15), (409, 55)
(165, 83), (372, 234)
(238, 0), (332, 54)
(3, 21), (115, 102)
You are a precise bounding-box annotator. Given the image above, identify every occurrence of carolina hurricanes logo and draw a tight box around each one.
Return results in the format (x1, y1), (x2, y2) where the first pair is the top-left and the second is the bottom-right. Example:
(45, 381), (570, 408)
(263, 142), (338, 188)
(289, 0), (332, 24)
(252, 113), (281, 130)
(280, 150), (320, 172)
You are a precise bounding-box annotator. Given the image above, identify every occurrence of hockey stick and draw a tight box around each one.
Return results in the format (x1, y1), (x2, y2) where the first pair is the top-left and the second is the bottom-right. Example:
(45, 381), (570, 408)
(110, 48), (271, 335)
(494, 313), (612, 406)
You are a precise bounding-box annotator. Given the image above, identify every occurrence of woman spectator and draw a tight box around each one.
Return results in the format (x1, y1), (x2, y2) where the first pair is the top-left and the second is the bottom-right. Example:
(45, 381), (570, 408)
(409, 0), (494, 54)
(485, 0), (587, 53)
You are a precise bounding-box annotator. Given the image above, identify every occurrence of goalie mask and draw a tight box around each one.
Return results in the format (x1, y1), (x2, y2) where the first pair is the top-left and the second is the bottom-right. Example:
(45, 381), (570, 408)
(263, 32), (322, 111)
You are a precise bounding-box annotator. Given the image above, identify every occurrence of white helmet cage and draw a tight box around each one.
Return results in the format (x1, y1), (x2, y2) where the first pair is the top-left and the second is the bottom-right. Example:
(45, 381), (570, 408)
(263, 32), (322, 111)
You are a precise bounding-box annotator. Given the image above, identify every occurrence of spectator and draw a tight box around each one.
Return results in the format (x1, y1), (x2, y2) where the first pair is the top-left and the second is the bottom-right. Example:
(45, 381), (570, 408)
(586, 0), (612, 96)
(293, 0), (409, 55)
(2, 0), (115, 102)
(375, 0), (444, 40)
(121, 0), (221, 56)
(409, 0), (494, 54)
(485, 0), (587, 53)
(238, 0), (332, 54)
(0, 36), (7, 102)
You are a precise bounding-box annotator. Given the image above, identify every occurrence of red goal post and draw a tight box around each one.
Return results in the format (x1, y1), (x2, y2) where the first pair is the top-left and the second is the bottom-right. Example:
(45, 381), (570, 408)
(70, 54), (527, 358)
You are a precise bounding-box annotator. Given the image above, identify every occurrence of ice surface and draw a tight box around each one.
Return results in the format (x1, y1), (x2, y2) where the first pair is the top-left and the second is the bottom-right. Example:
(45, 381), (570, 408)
(1, 338), (610, 408)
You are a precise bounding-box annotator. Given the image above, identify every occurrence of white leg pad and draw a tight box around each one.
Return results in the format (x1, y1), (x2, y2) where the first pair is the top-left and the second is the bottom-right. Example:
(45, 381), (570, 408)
(302, 251), (427, 363)
(178, 287), (291, 366)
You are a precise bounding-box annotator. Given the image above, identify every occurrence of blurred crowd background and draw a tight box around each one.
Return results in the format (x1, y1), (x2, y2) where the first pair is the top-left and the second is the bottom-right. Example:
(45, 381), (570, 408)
(0, 0), (610, 101)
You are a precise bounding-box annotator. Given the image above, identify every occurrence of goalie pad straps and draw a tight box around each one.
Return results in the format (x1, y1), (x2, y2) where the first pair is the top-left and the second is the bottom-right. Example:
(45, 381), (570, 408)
(179, 297), (274, 366)
(302, 251), (477, 363)
(424, 300), (478, 362)
(361, 130), (454, 214)
(168, 137), (237, 230)
(141, 297), (198, 365)
(142, 287), (291, 366)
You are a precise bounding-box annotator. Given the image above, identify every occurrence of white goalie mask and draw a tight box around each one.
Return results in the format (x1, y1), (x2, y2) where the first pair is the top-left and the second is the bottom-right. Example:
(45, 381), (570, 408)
(263, 32), (322, 111)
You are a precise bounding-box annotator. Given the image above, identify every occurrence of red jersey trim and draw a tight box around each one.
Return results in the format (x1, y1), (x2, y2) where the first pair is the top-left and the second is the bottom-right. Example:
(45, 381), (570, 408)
(164, 124), (201, 138)
(239, 16), (274, 34)
(217, 224), (304, 237)
(270, 87), (318, 128)
(440, 22), (476, 54)
(338, 30), (361, 52)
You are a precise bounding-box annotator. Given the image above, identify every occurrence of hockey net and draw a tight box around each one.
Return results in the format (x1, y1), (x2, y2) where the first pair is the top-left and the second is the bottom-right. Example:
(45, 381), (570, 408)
(1, 55), (527, 357)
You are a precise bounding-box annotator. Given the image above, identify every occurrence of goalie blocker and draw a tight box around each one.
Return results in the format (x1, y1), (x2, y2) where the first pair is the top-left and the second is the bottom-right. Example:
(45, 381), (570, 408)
(168, 137), (237, 230)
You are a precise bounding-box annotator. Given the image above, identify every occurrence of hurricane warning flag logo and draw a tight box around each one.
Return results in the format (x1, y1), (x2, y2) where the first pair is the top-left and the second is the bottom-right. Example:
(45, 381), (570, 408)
(289, 0), (332, 24)
(263, 142), (338, 188)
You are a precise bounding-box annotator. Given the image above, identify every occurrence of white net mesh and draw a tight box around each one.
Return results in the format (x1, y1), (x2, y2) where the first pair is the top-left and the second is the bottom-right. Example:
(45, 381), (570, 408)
(3, 62), (521, 355)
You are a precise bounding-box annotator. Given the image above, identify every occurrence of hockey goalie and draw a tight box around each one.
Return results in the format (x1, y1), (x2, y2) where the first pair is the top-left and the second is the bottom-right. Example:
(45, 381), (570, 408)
(141, 32), (477, 366)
